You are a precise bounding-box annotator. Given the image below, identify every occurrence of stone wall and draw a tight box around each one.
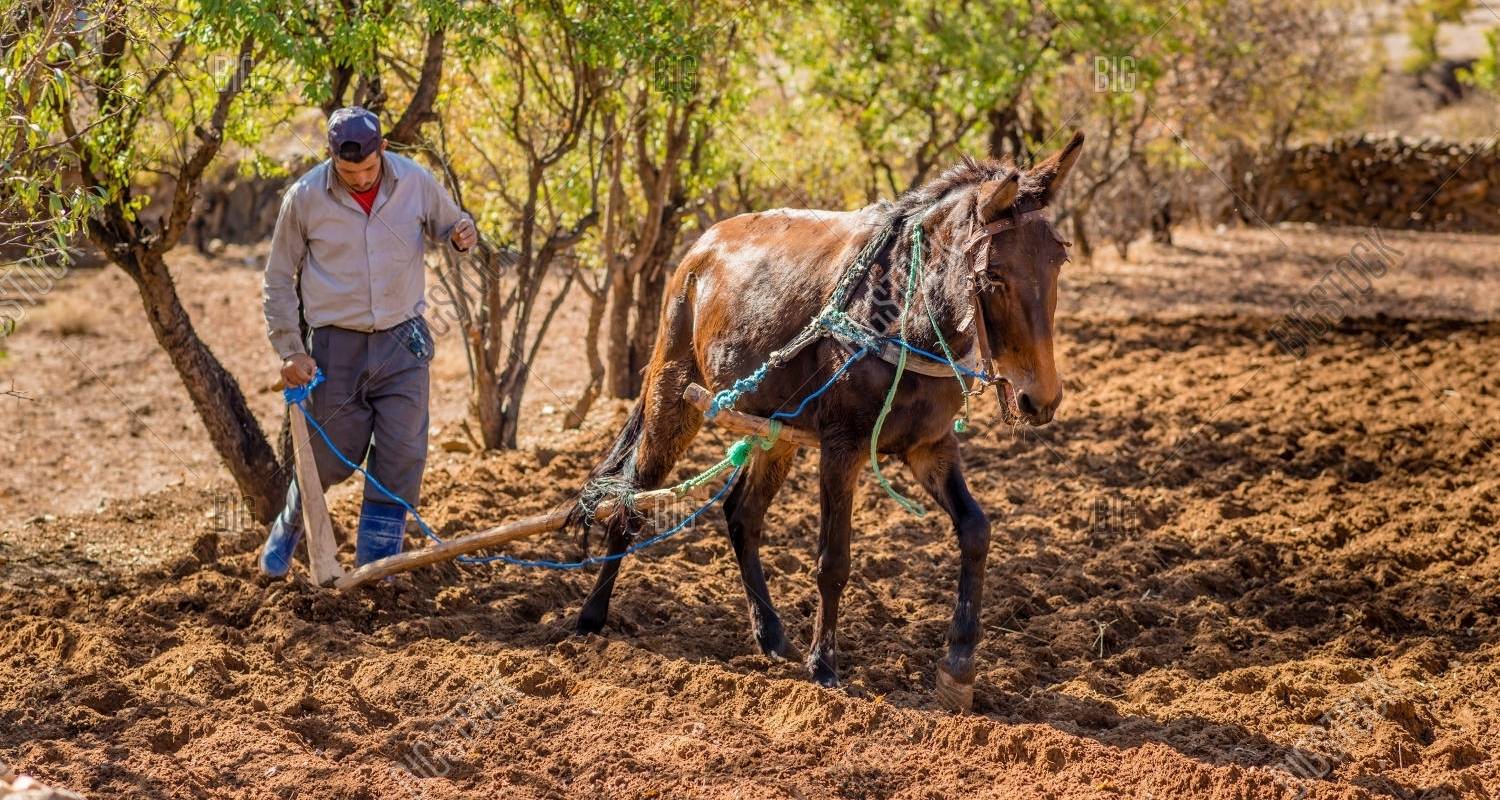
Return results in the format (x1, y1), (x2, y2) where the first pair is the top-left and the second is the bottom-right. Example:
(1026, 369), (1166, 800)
(1230, 135), (1500, 232)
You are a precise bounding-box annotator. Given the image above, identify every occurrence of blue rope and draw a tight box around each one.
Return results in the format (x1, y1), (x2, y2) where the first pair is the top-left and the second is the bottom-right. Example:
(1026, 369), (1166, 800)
(278, 333), (949, 573)
(884, 337), (995, 382)
(284, 368), (740, 571)
(707, 362), (770, 420)
(769, 347), (870, 422)
(282, 369), (324, 404)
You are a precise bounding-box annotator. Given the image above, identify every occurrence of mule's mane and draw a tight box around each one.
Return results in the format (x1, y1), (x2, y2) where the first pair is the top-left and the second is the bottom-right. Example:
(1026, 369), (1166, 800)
(846, 155), (1021, 339)
(888, 155), (1017, 222)
(867, 155), (1021, 273)
(852, 155), (1018, 297)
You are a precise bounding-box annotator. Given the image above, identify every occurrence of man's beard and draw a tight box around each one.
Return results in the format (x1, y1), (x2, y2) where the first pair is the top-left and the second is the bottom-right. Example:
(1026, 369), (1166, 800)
(336, 160), (381, 193)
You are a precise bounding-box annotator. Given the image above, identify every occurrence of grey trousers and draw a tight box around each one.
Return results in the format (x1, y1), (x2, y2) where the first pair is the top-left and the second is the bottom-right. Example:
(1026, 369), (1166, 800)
(284, 318), (433, 514)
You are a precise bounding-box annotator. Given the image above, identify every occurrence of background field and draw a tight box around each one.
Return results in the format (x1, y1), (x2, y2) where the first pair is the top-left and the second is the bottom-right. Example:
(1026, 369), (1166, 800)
(2, 224), (1497, 798)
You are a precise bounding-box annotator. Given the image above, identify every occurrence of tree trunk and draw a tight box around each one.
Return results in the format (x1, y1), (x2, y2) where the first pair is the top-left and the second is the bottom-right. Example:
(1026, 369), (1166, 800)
(126, 252), (286, 523)
(987, 107), (1017, 162)
(624, 202), (684, 395)
(496, 361), (528, 449)
(565, 285), (607, 429)
(1072, 204), (1094, 264)
(1149, 200), (1174, 245)
(626, 267), (664, 397)
(474, 361), (505, 451)
(602, 94), (699, 401)
(604, 266), (634, 398)
(66, 33), (284, 523)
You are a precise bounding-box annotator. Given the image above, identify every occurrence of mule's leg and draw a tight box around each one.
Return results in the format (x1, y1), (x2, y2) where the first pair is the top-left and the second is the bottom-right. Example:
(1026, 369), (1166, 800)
(722, 441), (799, 658)
(807, 441), (862, 687)
(575, 365), (702, 633)
(576, 287), (704, 635)
(905, 435), (989, 712)
(575, 513), (635, 635)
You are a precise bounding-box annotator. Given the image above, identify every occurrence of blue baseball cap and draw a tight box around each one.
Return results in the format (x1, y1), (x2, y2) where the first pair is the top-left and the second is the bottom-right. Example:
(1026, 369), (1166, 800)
(327, 106), (383, 162)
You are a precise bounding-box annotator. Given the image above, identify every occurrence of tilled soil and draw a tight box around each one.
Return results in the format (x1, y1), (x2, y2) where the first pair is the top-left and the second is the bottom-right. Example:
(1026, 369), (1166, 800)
(1, 226), (1497, 798)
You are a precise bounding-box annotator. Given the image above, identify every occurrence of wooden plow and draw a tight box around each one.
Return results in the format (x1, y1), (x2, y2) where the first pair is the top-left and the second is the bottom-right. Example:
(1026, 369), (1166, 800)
(293, 383), (818, 590)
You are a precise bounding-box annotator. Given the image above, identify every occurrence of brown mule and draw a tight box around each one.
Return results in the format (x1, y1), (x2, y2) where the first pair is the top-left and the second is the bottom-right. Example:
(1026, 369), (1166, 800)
(571, 133), (1084, 711)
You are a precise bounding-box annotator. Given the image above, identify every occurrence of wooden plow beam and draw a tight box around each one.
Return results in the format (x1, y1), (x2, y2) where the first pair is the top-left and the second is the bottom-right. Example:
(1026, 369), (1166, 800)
(330, 383), (817, 590)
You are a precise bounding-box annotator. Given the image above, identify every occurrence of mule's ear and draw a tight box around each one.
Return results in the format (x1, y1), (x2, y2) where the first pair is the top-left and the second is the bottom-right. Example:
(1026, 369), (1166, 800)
(1027, 130), (1085, 205)
(975, 172), (1021, 223)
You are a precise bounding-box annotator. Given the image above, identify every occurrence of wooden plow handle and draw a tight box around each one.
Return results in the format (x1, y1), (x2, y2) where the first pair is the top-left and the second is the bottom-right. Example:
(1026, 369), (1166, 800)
(289, 407), (346, 587)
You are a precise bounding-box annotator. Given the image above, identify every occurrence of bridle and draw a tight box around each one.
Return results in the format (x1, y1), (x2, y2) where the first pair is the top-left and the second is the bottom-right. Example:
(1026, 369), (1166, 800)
(954, 207), (1069, 393)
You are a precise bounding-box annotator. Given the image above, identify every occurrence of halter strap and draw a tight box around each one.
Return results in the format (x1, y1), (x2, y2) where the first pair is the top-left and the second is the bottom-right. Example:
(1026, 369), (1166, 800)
(959, 207), (1056, 264)
(960, 207), (1065, 393)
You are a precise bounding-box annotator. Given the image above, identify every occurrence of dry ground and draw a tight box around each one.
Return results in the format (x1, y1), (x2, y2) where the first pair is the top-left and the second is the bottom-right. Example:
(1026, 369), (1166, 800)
(1, 224), (1497, 798)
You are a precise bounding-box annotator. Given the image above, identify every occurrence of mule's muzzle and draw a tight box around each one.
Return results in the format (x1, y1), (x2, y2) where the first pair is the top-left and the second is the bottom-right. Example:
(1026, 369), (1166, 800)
(1018, 386), (1061, 425)
(997, 379), (1062, 427)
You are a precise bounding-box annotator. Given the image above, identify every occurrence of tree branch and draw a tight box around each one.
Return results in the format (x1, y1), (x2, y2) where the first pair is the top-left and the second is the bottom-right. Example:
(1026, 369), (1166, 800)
(149, 35), (254, 258)
(386, 26), (446, 146)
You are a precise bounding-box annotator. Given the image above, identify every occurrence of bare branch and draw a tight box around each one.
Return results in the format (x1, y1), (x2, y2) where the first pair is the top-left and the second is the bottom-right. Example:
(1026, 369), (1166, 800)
(386, 26), (446, 146)
(149, 34), (255, 258)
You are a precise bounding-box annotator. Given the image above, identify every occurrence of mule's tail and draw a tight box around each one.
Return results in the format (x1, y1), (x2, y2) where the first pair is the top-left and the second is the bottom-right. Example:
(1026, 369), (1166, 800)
(564, 260), (709, 551)
(564, 399), (646, 544)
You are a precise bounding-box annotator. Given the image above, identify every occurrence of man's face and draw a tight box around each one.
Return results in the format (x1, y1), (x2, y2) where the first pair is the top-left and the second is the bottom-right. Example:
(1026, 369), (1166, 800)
(331, 142), (384, 192)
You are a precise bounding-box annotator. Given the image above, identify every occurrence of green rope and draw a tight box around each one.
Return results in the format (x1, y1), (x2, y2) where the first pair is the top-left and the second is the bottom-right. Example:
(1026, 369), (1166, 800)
(868, 229), (927, 518)
(672, 421), (783, 497)
(924, 286), (974, 433)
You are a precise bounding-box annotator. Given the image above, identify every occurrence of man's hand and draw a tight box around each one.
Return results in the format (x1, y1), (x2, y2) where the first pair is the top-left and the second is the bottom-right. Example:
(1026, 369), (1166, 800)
(450, 218), (477, 251)
(281, 354), (318, 387)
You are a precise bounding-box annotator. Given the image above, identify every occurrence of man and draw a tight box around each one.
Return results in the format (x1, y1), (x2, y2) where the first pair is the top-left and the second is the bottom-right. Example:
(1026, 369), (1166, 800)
(259, 106), (478, 577)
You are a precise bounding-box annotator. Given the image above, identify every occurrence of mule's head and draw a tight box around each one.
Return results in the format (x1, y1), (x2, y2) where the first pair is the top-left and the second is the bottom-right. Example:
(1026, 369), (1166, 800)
(971, 132), (1083, 426)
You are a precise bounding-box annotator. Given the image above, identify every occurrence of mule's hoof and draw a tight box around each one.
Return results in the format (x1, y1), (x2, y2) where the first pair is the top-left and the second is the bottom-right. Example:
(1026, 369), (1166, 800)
(757, 630), (795, 661)
(809, 657), (840, 688)
(935, 666), (974, 713)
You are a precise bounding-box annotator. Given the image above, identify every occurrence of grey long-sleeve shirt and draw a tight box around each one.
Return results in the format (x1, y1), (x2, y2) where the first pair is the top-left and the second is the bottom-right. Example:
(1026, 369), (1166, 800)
(262, 151), (471, 359)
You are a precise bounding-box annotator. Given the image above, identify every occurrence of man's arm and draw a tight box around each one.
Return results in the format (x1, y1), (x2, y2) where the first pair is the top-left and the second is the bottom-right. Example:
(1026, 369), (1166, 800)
(420, 169), (476, 254)
(262, 184), (310, 360)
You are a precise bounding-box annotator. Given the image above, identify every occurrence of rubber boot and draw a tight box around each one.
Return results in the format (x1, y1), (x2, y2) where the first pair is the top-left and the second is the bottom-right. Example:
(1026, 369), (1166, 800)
(259, 480), (304, 577)
(356, 499), (407, 567)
